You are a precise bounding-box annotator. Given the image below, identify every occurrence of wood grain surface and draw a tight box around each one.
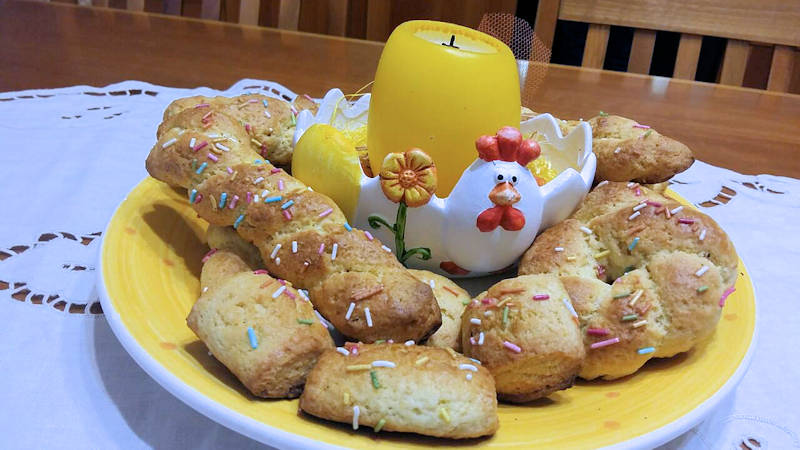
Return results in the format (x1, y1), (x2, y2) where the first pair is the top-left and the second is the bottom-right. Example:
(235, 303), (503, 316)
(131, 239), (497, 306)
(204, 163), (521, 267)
(1, 1), (798, 178)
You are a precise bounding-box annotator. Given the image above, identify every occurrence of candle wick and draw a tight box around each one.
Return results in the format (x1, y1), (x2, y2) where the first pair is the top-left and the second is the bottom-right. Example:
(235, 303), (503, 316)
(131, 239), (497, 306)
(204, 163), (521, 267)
(442, 35), (459, 49)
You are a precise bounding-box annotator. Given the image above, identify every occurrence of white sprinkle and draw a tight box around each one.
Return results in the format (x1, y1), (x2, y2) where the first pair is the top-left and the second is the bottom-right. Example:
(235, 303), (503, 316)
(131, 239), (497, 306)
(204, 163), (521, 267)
(627, 182), (636, 188)
(298, 289), (310, 301)
(161, 138), (177, 148)
(459, 363), (478, 372)
(484, 310), (492, 317)
(469, 357), (482, 365)
(562, 297), (578, 318)
(275, 257), (281, 265)
(272, 285), (286, 298)
(178, 129), (186, 136)
(352, 406), (360, 430)
(466, 373), (473, 380)
(331, 243), (338, 261)
(215, 143), (230, 152)
(314, 310), (328, 328)
(189, 137), (196, 148)
(365, 307), (373, 327)
(336, 347), (349, 356)
(253, 176), (264, 184)
(345, 302), (355, 320)
(253, 195), (260, 202)
(371, 360), (396, 368)
(478, 332), (485, 345)
(554, 247), (564, 252)
(633, 202), (647, 211)
(596, 180), (609, 188)
(264, 110), (271, 118)
(470, 318), (481, 325)
(614, 147), (621, 154)
(699, 228), (707, 241)
(628, 289), (644, 306)
(404, 340), (415, 346)
(580, 226), (593, 235)
(202, 286), (208, 293)
(695, 265), (709, 277)
(670, 206), (684, 215)
(628, 211), (641, 220)
(292, 241), (297, 253)
(270, 244), (281, 259)
(381, 245), (392, 252)
(429, 279), (436, 289)
(207, 133), (220, 138)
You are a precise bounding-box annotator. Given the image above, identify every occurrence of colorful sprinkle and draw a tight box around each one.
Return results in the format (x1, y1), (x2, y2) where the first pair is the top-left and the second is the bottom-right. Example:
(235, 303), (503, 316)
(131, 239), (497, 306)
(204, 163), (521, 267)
(364, 307), (373, 327)
(193, 140), (207, 152)
(580, 226), (593, 235)
(633, 202), (647, 211)
(597, 180), (609, 188)
(280, 200), (294, 210)
(613, 292), (631, 299)
(478, 332), (485, 345)
(352, 406), (360, 430)
(264, 196), (282, 203)
(628, 211), (641, 220)
(247, 327), (258, 349)
(278, 180), (284, 191)
(622, 314), (638, 321)
(502, 306), (509, 326)
(405, 340), (415, 346)
(195, 162), (207, 174)
(161, 137), (177, 148)
(253, 176), (264, 184)
(699, 228), (707, 241)
(719, 287), (736, 307)
(189, 189), (198, 203)
(201, 248), (217, 263)
(317, 208), (334, 219)
(587, 328), (609, 336)
(633, 123), (650, 129)
(470, 318), (481, 325)
(270, 168), (281, 174)
(628, 289), (644, 306)
(233, 214), (245, 229)
(336, 347), (349, 356)
(695, 265), (709, 277)
(554, 247), (564, 252)
(297, 319), (314, 325)
(253, 269), (268, 275)
(439, 407), (450, 423)
(270, 244), (281, 259)
(372, 360), (395, 368)
(229, 195), (239, 209)
(381, 245), (392, 253)
(697, 285), (709, 293)
(272, 285), (286, 298)
(369, 370), (380, 389)
(459, 364), (478, 372)
(637, 346), (655, 355)
(590, 337), (620, 349)
(345, 302), (355, 320)
(633, 319), (648, 328)
(344, 223), (353, 232)
(331, 243), (339, 260)
(206, 152), (219, 162)
(503, 341), (522, 353)
(670, 206), (684, 215)
(594, 250), (610, 259)
(533, 294), (550, 300)
(678, 218), (695, 224)
(364, 231), (374, 241)
(318, 243), (325, 254)
(628, 237), (640, 251)
(215, 143), (230, 152)
(563, 297), (578, 318)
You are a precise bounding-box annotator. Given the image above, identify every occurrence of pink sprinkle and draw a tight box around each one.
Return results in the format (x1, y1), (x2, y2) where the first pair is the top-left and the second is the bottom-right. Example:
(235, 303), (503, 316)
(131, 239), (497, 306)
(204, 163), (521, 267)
(318, 243), (325, 254)
(646, 201), (662, 207)
(260, 144), (267, 157)
(283, 209), (292, 220)
(481, 297), (496, 305)
(635, 187), (642, 196)
(503, 341), (522, 353)
(193, 141), (208, 152)
(226, 166), (233, 174)
(246, 192), (253, 203)
(253, 269), (268, 275)
(533, 294), (550, 300)
(201, 248), (217, 263)
(195, 103), (209, 108)
(364, 231), (374, 241)
(303, 94), (314, 102)
(201, 111), (213, 122)
(587, 328), (609, 336)
(245, 123), (251, 133)
(284, 290), (297, 300)
(278, 180), (284, 191)
(248, 99), (258, 104)
(470, 336), (477, 345)
(590, 337), (620, 349)
(228, 195), (239, 209)
(290, 106), (298, 116)
(719, 287), (736, 307)
(679, 218), (695, 224)
(633, 124), (651, 129)
(193, 193), (203, 204)
(318, 208), (333, 218)
(207, 153), (218, 162)
(270, 168), (281, 174)
(278, 279), (286, 285)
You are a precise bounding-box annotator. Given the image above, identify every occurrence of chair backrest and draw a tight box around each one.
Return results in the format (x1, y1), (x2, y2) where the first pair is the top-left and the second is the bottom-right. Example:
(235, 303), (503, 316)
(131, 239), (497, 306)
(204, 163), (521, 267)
(535, 0), (800, 92)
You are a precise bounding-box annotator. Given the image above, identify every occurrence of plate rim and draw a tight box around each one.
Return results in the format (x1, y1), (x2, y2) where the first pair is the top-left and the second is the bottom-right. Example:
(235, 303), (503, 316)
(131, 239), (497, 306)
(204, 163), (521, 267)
(98, 176), (758, 449)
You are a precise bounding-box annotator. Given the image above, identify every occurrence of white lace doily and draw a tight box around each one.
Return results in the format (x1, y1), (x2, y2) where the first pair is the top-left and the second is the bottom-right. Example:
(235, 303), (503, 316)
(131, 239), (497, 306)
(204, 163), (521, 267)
(0, 80), (797, 449)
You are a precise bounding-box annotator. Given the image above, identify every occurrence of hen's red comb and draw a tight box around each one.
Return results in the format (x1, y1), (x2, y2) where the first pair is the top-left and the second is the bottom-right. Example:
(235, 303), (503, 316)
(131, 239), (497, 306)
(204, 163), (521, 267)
(476, 126), (540, 166)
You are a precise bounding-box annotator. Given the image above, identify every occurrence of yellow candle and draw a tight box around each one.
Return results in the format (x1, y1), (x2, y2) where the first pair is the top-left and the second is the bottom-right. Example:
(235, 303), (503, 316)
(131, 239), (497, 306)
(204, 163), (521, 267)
(367, 20), (521, 196)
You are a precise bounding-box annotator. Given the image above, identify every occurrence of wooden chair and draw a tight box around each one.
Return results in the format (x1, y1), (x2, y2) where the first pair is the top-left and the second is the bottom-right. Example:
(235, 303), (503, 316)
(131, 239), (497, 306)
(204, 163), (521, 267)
(534, 0), (800, 92)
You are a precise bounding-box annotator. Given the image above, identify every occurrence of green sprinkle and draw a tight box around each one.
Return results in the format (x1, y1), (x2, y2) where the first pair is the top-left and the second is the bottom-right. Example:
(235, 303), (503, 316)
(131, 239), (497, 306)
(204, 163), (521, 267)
(374, 339), (386, 344)
(599, 111), (608, 117)
(297, 319), (314, 325)
(291, 112), (296, 126)
(697, 286), (709, 293)
(374, 418), (386, 433)
(613, 292), (631, 299)
(628, 237), (640, 251)
(461, 299), (471, 305)
(644, 129), (652, 137)
(370, 370), (380, 389)
(622, 314), (638, 322)
(502, 306), (509, 327)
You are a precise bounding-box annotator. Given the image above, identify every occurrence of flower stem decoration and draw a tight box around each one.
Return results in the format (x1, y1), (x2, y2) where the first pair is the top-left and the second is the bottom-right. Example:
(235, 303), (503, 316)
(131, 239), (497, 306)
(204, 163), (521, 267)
(369, 148), (437, 266)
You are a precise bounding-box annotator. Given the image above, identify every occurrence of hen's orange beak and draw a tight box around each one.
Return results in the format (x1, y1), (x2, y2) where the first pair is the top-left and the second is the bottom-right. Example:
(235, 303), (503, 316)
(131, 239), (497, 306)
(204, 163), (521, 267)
(489, 182), (521, 206)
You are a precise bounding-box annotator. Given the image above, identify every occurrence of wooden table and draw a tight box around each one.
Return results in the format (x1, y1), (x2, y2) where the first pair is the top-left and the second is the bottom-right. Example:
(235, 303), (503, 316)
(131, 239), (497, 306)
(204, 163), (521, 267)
(2, 0), (798, 178)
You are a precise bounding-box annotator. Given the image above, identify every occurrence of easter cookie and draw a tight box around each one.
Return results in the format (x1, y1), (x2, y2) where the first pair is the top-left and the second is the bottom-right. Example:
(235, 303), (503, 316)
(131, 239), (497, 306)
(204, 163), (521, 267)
(299, 343), (499, 438)
(408, 269), (470, 351)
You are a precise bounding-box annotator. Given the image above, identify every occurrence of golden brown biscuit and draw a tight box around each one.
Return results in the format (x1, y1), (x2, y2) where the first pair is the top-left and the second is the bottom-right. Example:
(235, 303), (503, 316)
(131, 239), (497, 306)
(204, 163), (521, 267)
(461, 275), (585, 402)
(187, 250), (333, 397)
(518, 181), (737, 379)
(161, 93), (318, 165)
(408, 270), (469, 351)
(146, 105), (441, 343)
(299, 344), (498, 438)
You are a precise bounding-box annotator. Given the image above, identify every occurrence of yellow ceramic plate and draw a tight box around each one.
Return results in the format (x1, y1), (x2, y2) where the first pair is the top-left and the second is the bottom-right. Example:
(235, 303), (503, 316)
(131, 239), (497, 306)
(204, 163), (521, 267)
(99, 177), (757, 449)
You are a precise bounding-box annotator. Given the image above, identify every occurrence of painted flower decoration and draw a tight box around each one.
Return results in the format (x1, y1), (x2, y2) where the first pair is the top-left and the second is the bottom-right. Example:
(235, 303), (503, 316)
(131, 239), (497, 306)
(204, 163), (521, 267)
(379, 148), (437, 207)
